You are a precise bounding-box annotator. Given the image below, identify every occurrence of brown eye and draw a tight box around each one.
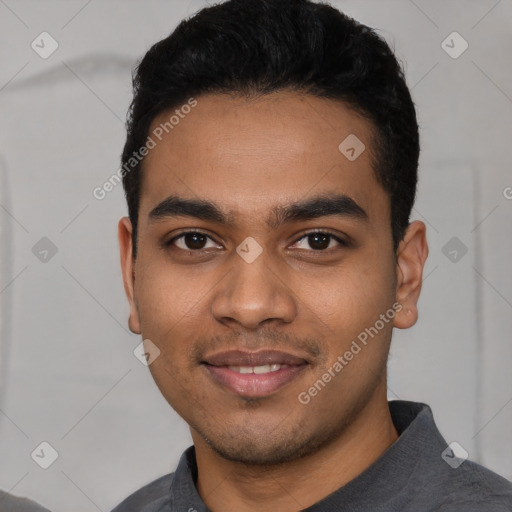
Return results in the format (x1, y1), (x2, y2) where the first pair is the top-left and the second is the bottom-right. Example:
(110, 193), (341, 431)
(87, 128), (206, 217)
(181, 233), (208, 250)
(307, 233), (330, 250)
(167, 231), (221, 251)
(292, 231), (348, 251)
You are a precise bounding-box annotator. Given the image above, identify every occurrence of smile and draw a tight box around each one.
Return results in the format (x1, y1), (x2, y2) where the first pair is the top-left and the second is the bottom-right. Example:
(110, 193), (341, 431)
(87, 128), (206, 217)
(201, 350), (309, 398)
(227, 363), (290, 374)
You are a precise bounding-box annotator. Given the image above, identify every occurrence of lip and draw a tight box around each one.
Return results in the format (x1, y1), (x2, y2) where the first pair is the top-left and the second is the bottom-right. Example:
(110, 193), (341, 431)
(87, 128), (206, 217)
(202, 350), (309, 398)
(203, 349), (308, 367)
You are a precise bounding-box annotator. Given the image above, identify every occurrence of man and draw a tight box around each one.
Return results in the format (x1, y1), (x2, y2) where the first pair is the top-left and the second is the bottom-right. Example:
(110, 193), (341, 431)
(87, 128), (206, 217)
(114, 0), (512, 510)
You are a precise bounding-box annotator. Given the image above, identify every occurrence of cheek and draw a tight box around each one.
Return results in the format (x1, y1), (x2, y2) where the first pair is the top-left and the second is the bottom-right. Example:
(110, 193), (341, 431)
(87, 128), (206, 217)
(134, 258), (214, 334)
(296, 256), (395, 333)
(133, 259), (222, 391)
(295, 260), (396, 394)
(136, 264), (208, 406)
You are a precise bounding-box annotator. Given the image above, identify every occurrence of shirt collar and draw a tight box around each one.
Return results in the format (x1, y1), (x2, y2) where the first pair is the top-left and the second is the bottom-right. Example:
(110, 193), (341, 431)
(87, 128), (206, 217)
(168, 401), (445, 511)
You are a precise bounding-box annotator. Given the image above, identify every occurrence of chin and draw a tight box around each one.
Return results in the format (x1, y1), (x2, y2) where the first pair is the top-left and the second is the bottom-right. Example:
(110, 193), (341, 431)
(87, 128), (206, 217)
(196, 420), (338, 467)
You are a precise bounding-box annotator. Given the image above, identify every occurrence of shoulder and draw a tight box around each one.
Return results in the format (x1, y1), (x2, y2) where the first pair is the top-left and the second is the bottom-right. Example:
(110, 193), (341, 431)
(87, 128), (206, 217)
(434, 459), (512, 511)
(110, 473), (175, 512)
(0, 490), (51, 511)
(388, 401), (512, 511)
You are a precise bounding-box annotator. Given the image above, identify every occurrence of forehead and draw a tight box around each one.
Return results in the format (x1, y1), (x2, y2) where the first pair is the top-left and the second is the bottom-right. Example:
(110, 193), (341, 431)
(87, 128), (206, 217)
(139, 91), (388, 225)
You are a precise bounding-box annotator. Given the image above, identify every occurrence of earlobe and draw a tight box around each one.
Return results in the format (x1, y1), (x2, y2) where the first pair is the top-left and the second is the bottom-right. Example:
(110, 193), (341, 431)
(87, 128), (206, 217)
(393, 220), (429, 330)
(118, 217), (141, 334)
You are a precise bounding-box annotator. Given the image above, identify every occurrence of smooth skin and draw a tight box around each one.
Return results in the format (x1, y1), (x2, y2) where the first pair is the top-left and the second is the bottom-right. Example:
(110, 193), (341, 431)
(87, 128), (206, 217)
(119, 90), (428, 512)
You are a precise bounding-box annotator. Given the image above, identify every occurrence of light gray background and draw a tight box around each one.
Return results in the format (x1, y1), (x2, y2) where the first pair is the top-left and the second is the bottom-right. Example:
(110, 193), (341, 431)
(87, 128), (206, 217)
(0, 1), (511, 511)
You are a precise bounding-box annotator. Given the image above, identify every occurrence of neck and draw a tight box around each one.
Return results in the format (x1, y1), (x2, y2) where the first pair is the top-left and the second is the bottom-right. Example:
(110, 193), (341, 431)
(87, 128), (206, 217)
(192, 388), (399, 512)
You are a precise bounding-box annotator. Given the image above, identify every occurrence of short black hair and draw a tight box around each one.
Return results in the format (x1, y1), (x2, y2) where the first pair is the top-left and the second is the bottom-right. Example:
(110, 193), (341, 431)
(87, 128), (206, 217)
(121, 0), (419, 257)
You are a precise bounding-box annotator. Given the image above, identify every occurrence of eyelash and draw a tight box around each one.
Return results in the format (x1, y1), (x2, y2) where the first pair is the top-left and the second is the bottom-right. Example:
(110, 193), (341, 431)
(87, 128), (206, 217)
(164, 229), (349, 253)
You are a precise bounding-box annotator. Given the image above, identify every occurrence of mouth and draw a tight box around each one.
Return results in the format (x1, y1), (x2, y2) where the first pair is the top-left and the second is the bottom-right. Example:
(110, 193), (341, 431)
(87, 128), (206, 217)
(201, 350), (309, 398)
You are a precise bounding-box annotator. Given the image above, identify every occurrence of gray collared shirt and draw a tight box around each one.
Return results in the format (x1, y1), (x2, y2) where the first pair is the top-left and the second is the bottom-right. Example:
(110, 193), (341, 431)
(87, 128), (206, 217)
(0, 491), (51, 512)
(111, 400), (512, 511)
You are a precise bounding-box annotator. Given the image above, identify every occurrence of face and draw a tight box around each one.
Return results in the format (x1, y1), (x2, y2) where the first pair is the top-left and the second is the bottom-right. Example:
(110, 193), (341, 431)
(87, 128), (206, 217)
(119, 91), (427, 465)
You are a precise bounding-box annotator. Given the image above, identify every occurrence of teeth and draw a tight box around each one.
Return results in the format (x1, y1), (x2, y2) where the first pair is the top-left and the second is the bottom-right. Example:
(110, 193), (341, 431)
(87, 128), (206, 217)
(254, 365), (271, 374)
(228, 364), (289, 374)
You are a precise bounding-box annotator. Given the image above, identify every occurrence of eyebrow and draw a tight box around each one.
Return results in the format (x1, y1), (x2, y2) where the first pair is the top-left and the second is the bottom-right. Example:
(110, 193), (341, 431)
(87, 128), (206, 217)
(148, 193), (368, 229)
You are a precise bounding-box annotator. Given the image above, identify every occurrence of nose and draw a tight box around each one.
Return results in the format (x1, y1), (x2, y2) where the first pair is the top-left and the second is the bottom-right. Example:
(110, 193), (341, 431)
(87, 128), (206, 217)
(211, 249), (297, 330)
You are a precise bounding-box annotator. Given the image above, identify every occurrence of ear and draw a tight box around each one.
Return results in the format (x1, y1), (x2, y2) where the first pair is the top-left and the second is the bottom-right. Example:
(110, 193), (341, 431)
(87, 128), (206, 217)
(393, 220), (429, 329)
(118, 217), (141, 334)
